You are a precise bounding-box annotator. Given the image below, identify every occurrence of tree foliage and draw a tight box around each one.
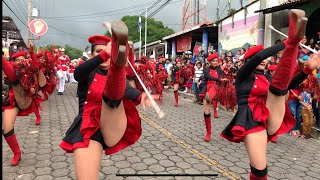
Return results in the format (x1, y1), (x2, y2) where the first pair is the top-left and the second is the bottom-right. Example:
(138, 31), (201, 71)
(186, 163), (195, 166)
(38, 44), (83, 60)
(105, 15), (175, 45)
(64, 44), (83, 60)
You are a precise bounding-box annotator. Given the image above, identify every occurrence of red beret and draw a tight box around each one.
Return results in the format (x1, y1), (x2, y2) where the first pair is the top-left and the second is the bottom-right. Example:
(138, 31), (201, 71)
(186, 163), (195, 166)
(11, 51), (28, 59)
(176, 59), (182, 63)
(88, 35), (111, 45)
(243, 45), (264, 60)
(268, 65), (277, 71)
(207, 53), (218, 62)
(158, 56), (164, 59)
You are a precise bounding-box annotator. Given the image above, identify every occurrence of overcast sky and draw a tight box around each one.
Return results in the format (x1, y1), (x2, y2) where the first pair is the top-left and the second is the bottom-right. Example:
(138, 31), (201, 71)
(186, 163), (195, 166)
(3, 0), (248, 50)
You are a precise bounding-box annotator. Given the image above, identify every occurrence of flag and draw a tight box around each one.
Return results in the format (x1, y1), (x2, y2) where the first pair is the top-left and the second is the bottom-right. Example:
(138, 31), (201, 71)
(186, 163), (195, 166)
(138, 16), (142, 32)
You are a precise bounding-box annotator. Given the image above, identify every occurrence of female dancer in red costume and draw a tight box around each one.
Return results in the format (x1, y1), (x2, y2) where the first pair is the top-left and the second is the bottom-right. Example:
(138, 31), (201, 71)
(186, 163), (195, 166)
(2, 48), (46, 166)
(221, 10), (320, 179)
(135, 56), (158, 94)
(202, 53), (225, 142)
(181, 60), (194, 93)
(154, 56), (168, 101)
(31, 50), (58, 125)
(60, 21), (154, 179)
(218, 60), (236, 112)
(126, 41), (137, 88)
(172, 59), (183, 107)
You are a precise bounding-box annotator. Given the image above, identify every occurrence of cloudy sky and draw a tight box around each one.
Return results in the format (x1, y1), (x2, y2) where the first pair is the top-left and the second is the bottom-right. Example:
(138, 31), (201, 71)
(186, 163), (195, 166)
(3, 0), (249, 50)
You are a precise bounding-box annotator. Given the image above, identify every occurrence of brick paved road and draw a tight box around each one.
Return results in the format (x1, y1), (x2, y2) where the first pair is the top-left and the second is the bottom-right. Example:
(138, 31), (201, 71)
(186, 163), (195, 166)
(3, 84), (320, 180)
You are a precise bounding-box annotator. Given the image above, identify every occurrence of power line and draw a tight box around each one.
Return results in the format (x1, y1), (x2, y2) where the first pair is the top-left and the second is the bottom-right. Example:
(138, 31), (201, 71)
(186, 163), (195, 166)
(2, 0), (27, 26)
(141, 0), (163, 15)
(47, 25), (87, 40)
(42, 19), (102, 24)
(218, 4), (228, 20)
(14, 0), (28, 17)
(148, 0), (173, 19)
(42, 1), (158, 19)
(42, 7), (146, 20)
(7, 0), (27, 23)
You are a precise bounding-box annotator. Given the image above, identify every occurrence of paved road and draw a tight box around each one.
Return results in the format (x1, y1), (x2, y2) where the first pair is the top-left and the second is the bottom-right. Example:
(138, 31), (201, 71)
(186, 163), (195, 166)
(3, 84), (320, 180)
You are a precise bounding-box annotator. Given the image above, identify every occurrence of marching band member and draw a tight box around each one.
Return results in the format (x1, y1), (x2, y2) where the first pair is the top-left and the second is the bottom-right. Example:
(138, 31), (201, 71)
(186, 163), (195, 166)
(60, 21), (155, 179)
(220, 10), (317, 179)
(56, 48), (70, 95)
(202, 53), (225, 142)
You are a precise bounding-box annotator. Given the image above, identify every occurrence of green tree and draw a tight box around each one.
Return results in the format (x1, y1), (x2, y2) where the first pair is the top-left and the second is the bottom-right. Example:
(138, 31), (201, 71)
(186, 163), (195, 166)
(64, 44), (83, 60)
(37, 44), (82, 60)
(38, 45), (61, 51)
(105, 15), (175, 45)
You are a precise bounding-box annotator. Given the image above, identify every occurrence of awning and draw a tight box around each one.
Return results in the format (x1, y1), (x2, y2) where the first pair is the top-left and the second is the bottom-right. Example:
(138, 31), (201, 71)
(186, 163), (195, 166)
(255, 0), (311, 14)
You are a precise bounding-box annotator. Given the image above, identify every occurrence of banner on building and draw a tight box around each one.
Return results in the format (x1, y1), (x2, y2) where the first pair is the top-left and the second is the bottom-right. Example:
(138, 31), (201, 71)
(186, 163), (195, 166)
(176, 34), (192, 52)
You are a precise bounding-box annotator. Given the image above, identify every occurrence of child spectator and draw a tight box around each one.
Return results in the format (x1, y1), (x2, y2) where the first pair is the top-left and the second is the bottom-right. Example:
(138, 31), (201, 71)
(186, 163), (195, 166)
(193, 62), (203, 103)
(299, 89), (313, 139)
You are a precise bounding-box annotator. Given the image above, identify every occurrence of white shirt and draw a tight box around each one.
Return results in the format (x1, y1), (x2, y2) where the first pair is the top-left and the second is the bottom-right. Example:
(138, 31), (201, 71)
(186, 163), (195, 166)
(194, 67), (203, 82)
(166, 63), (173, 75)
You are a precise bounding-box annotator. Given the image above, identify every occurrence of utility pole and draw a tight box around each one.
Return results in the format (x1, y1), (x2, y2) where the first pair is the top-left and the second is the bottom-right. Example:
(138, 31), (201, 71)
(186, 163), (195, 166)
(228, 0), (231, 14)
(27, 0), (31, 48)
(216, 0), (220, 20)
(144, 6), (147, 56)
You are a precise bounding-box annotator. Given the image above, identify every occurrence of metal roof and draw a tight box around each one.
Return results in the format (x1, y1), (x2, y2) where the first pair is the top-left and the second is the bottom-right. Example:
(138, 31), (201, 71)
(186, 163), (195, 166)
(162, 21), (215, 40)
(254, 0), (312, 14)
(2, 16), (26, 46)
(134, 40), (163, 50)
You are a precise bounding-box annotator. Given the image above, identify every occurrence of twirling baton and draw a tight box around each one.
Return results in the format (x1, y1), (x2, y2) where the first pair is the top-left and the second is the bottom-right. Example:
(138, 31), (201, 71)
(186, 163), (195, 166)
(268, 25), (318, 54)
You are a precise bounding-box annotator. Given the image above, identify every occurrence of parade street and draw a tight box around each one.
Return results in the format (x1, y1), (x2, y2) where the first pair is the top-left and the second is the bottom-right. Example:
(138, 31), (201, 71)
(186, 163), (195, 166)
(3, 84), (320, 180)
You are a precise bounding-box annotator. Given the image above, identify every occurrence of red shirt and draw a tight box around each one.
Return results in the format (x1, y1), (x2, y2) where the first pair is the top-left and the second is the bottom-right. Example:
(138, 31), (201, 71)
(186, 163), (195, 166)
(69, 64), (75, 73)
(57, 55), (70, 71)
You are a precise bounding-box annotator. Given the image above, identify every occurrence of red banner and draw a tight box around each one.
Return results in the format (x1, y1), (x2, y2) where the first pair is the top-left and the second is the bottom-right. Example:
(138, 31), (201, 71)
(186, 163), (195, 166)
(177, 35), (192, 52)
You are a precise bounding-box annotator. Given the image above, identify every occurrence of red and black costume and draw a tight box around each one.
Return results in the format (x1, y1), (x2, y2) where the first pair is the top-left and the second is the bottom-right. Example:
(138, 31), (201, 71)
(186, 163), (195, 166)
(171, 59), (182, 107)
(135, 56), (157, 94)
(221, 42), (312, 137)
(36, 50), (58, 100)
(203, 53), (223, 118)
(221, 42), (313, 180)
(201, 53), (223, 142)
(2, 52), (44, 165)
(60, 36), (142, 155)
(28, 50), (58, 125)
(155, 59), (168, 100)
(181, 63), (194, 90)
(126, 47), (136, 81)
(2, 53), (43, 116)
(218, 66), (236, 110)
